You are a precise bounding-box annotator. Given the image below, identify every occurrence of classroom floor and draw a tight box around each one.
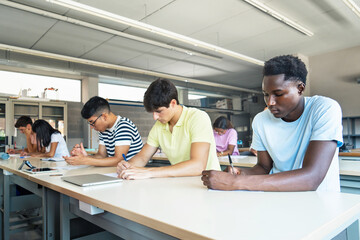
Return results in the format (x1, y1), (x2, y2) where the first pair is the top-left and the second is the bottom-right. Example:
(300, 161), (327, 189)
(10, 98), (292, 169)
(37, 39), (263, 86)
(7, 227), (348, 240)
(5, 208), (348, 240)
(9, 214), (42, 240)
(10, 230), (42, 240)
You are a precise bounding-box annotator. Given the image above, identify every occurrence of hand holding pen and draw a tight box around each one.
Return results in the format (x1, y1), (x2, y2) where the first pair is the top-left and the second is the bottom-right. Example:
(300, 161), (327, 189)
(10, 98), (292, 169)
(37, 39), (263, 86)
(228, 154), (235, 175)
(118, 154), (131, 169)
(116, 154), (132, 178)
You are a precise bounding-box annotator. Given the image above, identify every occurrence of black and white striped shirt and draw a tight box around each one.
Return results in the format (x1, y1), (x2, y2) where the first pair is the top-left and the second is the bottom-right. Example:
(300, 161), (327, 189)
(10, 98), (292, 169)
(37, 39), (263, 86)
(99, 116), (143, 160)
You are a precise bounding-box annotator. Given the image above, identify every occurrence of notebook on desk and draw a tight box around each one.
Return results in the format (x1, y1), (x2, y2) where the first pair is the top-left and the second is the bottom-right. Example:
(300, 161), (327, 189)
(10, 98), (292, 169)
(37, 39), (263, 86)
(61, 173), (122, 187)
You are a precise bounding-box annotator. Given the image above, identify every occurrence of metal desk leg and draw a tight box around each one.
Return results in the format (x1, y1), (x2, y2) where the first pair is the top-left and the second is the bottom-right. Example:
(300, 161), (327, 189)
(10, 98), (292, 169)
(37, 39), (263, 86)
(60, 194), (71, 240)
(0, 170), (4, 239)
(42, 187), (60, 240)
(347, 219), (360, 240)
(2, 170), (12, 240)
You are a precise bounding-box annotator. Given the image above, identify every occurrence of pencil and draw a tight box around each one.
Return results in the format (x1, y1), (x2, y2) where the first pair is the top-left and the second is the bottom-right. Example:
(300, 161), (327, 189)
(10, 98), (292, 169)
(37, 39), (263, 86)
(228, 154), (235, 175)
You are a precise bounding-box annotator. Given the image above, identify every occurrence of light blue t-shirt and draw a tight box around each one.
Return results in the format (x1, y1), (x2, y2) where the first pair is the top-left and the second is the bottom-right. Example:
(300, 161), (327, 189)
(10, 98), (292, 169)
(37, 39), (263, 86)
(251, 95), (343, 191)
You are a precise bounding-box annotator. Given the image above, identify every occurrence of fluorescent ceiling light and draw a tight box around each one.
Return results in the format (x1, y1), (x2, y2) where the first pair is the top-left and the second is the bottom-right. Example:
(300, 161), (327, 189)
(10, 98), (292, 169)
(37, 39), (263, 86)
(343, 0), (360, 18)
(0, 0), (220, 61)
(46, 0), (264, 66)
(0, 43), (261, 94)
(243, 0), (314, 36)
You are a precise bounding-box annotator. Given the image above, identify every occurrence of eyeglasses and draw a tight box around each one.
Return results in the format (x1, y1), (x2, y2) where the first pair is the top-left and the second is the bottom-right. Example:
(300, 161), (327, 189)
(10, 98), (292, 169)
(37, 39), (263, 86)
(88, 114), (102, 126)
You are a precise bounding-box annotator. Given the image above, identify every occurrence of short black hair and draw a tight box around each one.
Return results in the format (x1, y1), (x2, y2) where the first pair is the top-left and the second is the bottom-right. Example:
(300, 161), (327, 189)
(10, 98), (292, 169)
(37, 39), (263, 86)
(143, 78), (179, 112)
(263, 55), (308, 84)
(81, 96), (110, 119)
(213, 116), (233, 129)
(15, 116), (33, 128)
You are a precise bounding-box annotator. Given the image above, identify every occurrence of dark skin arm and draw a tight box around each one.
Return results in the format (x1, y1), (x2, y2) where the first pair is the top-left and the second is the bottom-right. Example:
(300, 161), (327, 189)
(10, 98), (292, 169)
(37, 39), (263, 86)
(202, 140), (337, 191)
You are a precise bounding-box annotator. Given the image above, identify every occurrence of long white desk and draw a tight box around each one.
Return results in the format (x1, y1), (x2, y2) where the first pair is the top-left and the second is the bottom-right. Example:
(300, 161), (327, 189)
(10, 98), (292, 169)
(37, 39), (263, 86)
(3, 157), (360, 239)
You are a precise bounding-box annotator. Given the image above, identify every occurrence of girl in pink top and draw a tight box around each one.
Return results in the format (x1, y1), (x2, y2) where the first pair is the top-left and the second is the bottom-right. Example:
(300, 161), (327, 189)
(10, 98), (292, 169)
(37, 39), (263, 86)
(213, 116), (240, 157)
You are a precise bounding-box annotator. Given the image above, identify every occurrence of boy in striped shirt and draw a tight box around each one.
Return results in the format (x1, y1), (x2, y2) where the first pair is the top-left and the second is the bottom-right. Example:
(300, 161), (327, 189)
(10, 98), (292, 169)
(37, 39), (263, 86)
(64, 96), (143, 166)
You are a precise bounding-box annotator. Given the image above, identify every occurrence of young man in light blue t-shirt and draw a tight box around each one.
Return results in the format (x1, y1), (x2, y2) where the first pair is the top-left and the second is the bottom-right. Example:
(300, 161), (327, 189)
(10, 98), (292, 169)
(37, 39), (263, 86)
(202, 55), (343, 192)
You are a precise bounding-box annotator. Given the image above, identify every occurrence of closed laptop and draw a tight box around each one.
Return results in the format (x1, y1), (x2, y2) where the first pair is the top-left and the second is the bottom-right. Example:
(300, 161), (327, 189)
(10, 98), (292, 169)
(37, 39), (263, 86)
(62, 173), (122, 187)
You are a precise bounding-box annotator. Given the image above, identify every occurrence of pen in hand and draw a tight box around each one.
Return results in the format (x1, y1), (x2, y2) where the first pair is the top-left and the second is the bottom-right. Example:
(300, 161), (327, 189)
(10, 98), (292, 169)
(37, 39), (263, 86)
(228, 154), (235, 175)
(122, 154), (127, 162)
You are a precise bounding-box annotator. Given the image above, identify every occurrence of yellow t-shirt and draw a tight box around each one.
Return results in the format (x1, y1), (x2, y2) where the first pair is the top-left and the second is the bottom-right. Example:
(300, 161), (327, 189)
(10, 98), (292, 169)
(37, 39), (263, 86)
(147, 106), (220, 170)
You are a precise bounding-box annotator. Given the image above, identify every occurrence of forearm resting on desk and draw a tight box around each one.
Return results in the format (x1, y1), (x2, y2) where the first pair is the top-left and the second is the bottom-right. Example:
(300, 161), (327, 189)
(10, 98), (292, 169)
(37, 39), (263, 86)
(119, 158), (206, 179)
(203, 167), (323, 191)
(205, 141), (337, 191)
(217, 144), (236, 157)
(65, 155), (123, 166)
(234, 168), (324, 191)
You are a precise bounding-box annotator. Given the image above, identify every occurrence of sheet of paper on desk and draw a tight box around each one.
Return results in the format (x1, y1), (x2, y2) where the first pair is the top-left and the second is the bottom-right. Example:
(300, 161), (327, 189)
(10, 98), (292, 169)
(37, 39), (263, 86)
(41, 157), (65, 162)
(218, 155), (247, 162)
(103, 172), (119, 178)
(9, 154), (30, 158)
(55, 165), (89, 170)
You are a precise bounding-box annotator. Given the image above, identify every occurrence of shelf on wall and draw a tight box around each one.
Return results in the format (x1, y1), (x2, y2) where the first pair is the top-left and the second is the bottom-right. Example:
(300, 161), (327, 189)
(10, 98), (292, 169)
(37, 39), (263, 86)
(14, 114), (38, 117)
(42, 115), (64, 118)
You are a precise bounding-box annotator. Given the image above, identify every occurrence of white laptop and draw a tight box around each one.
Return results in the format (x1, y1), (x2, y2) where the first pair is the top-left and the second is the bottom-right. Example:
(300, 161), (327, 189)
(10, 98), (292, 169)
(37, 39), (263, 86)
(61, 173), (122, 187)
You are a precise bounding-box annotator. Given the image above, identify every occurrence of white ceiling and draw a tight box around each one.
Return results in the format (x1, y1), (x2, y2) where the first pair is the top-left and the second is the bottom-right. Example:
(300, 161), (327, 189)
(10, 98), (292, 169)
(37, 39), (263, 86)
(0, 0), (360, 94)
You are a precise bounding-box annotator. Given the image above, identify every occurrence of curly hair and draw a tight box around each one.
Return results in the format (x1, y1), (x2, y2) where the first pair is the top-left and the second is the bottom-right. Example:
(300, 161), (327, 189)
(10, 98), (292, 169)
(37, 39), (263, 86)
(143, 78), (179, 112)
(263, 55), (308, 84)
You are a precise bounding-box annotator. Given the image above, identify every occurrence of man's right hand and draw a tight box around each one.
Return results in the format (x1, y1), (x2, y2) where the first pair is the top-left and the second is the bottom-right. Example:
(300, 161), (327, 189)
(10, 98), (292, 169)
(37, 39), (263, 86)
(224, 166), (241, 175)
(71, 143), (88, 156)
(117, 160), (132, 177)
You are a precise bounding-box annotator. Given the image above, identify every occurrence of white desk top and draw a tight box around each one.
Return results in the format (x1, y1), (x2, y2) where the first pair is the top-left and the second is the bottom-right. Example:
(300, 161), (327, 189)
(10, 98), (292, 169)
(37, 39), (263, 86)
(2, 156), (360, 239)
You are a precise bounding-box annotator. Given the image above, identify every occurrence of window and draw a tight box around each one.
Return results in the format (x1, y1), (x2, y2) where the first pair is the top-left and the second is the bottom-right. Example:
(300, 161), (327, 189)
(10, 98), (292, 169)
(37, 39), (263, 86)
(0, 70), (81, 102)
(99, 83), (146, 102)
(188, 94), (206, 100)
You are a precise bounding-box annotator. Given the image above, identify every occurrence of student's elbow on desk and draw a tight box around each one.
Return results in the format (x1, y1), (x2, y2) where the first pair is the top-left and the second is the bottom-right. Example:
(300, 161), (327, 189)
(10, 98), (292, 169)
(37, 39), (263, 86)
(184, 158), (208, 176)
(295, 167), (326, 191)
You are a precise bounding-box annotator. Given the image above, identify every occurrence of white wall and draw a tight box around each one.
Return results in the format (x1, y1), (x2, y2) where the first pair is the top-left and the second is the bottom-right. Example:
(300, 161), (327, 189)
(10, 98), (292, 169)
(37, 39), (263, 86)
(309, 45), (360, 117)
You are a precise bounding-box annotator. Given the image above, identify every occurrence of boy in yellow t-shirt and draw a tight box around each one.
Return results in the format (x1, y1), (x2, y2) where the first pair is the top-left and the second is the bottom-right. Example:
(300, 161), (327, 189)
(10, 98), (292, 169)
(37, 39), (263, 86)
(117, 78), (220, 180)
